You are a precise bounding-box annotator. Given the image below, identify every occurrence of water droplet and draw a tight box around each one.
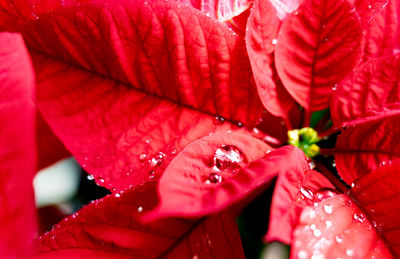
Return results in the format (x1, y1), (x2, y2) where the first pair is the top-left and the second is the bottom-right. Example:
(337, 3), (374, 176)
(298, 250), (308, 259)
(313, 229), (322, 237)
(308, 161), (316, 169)
(332, 160), (336, 167)
(368, 4), (372, 9)
(205, 172), (222, 184)
(212, 145), (246, 172)
(214, 115), (225, 124)
(332, 84), (338, 91)
(252, 128), (260, 134)
(369, 208), (376, 213)
(192, 255), (199, 259)
(137, 206), (143, 213)
(148, 170), (155, 179)
(150, 152), (165, 167)
(87, 174), (94, 180)
(171, 148), (178, 155)
(139, 153), (147, 161)
(311, 252), (325, 259)
(325, 220), (332, 228)
(310, 224), (316, 230)
(323, 204), (333, 214)
(323, 37), (328, 42)
(236, 121), (243, 127)
(145, 138), (152, 144)
(97, 177), (105, 183)
(115, 193), (121, 198)
(353, 213), (365, 223)
(335, 234), (344, 243)
(300, 187), (314, 200)
(272, 38), (278, 45)
(346, 249), (354, 256)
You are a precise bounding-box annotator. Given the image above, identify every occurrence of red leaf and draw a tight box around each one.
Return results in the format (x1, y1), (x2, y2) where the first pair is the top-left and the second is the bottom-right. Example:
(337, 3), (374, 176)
(36, 111), (70, 170)
(148, 137), (311, 220)
(331, 55), (400, 126)
(334, 111), (400, 184)
(0, 32), (37, 258)
(16, 0), (263, 191)
(291, 194), (392, 258)
(269, 0), (301, 20)
(351, 162), (400, 257)
(359, 0), (400, 61)
(266, 167), (334, 244)
(351, 0), (391, 28)
(34, 181), (245, 259)
(274, 0), (362, 110)
(246, 0), (300, 120)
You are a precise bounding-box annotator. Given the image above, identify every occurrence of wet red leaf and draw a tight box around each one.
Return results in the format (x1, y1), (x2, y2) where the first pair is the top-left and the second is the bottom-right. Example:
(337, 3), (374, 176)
(274, 0), (362, 110)
(331, 55), (400, 126)
(34, 181), (245, 259)
(351, 162), (400, 257)
(291, 194), (392, 258)
(12, 0), (263, 191)
(334, 111), (400, 184)
(145, 132), (273, 219)
(266, 167), (334, 244)
(0, 32), (37, 258)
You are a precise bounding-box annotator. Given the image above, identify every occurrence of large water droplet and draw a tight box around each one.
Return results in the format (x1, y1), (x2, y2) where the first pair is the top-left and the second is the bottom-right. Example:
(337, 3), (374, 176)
(87, 174), (94, 181)
(205, 172), (222, 184)
(212, 145), (246, 172)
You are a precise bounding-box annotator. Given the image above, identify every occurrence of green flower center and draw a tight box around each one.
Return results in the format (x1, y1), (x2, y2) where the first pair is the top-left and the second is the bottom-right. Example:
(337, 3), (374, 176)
(287, 127), (320, 158)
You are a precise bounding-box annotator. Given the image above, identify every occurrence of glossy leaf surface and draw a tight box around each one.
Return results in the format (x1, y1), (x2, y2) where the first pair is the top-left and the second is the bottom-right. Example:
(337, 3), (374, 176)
(16, 0), (263, 191)
(34, 181), (245, 258)
(266, 168), (334, 244)
(0, 32), (37, 258)
(351, 162), (400, 257)
(275, 0), (362, 110)
(291, 194), (392, 258)
(332, 55), (400, 126)
(146, 132), (274, 219)
(335, 112), (400, 184)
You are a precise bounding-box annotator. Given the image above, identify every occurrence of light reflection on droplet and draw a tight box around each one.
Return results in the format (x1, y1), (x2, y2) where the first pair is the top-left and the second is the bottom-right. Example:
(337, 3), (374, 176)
(323, 204), (333, 214)
(137, 206), (143, 213)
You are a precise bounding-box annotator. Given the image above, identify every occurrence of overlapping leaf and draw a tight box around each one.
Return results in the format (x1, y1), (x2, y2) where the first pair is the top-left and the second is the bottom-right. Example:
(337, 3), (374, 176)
(266, 167), (334, 244)
(291, 194), (392, 258)
(332, 55), (400, 126)
(34, 181), (245, 258)
(0, 32), (37, 258)
(335, 111), (400, 184)
(351, 162), (400, 257)
(274, 0), (362, 110)
(246, 0), (299, 120)
(13, 0), (263, 191)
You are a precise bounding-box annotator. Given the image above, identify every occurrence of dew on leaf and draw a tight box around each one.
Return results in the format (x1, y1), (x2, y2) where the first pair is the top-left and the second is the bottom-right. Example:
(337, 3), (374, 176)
(325, 220), (332, 228)
(214, 115), (225, 124)
(97, 177), (105, 184)
(137, 206), (143, 213)
(272, 38), (278, 45)
(150, 152), (165, 167)
(313, 229), (322, 237)
(346, 249), (354, 256)
(332, 84), (338, 91)
(114, 193), (121, 198)
(148, 170), (155, 180)
(139, 153), (147, 161)
(353, 213), (366, 223)
(192, 255), (199, 259)
(205, 172), (222, 184)
(335, 234), (344, 243)
(87, 174), (94, 180)
(145, 138), (152, 144)
(300, 187), (314, 200)
(323, 204), (333, 214)
(212, 145), (246, 171)
(298, 250), (308, 259)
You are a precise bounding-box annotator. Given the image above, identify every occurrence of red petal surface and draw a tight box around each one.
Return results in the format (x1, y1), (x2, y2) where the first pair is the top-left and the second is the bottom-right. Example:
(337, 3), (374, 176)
(275, 0), (362, 110)
(36, 111), (70, 170)
(351, 162), (400, 257)
(0, 32), (37, 258)
(246, 0), (299, 120)
(34, 181), (245, 259)
(359, 0), (400, 61)
(291, 194), (392, 258)
(335, 111), (400, 185)
(149, 138), (310, 219)
(331, 55), (400, 126)
(266, 167), (334, 244)
(17, 0), (262, 191)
